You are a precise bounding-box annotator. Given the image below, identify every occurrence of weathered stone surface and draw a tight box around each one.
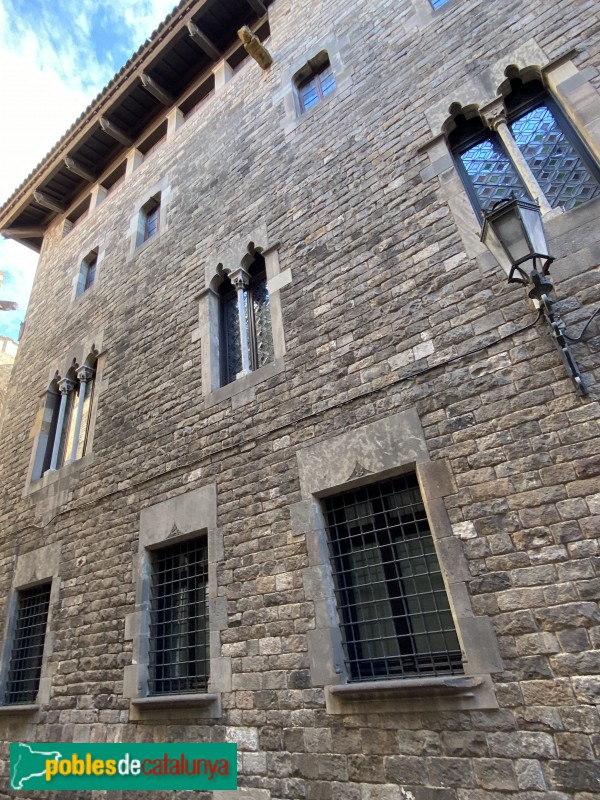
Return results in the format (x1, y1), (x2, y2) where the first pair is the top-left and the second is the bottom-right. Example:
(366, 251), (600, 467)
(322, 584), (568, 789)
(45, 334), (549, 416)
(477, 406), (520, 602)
(0, 1), (599, 798)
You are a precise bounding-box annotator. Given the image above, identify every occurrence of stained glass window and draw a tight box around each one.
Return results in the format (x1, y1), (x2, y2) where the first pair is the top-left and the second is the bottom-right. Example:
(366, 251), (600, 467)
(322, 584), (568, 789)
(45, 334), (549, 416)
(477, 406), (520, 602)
(459, 137), (528, 213)
(511, 104), (600, 211)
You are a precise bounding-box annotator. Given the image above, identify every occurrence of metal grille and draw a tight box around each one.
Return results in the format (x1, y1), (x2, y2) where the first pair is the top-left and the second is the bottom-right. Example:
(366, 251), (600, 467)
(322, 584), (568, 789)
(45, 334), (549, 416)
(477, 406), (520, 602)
(148, 538), (209, 696)
(250, 275), (274, 369)
(511, 104), (600, 211)
(324, 475), (463, 682)
(459, 137), (528, 212)
(5, 584), (51, 704)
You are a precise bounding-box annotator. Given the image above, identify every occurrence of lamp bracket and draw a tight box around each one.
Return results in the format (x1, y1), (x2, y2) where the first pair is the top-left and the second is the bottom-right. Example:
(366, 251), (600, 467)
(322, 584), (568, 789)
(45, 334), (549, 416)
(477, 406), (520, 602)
(508, 253), (554, 285)
(538, 295), (588, 396)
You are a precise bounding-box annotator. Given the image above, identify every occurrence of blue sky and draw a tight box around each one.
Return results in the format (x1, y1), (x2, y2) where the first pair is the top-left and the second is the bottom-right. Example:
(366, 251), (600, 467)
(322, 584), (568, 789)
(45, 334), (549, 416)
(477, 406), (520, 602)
(0, 0), (175, 341)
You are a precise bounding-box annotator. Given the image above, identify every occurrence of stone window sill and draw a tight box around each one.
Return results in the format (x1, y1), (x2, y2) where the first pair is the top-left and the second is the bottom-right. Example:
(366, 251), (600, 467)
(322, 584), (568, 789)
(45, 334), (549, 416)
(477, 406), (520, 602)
(0, 704), (39, 716)
(329, 675), (480, 700)
(325, 674), (497, 714)
(205, 358), (285, 408)
(131, 693), (218, 710)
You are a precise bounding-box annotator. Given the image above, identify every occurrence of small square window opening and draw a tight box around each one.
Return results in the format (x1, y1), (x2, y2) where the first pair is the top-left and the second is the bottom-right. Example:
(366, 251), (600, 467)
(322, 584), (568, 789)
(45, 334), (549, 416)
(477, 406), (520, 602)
(298, 61), (336, 113)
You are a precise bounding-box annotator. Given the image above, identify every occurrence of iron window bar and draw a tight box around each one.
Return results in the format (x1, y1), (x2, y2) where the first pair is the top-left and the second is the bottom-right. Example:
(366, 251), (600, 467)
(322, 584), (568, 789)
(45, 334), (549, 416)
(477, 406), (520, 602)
(5, 583), (51, 705)
(148, 538), (209, 696)
(324, 474), (463, 682)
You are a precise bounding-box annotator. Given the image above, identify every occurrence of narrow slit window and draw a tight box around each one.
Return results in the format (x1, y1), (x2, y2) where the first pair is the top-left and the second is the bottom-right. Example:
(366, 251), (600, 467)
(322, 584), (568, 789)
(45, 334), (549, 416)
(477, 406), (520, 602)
(323, 474), (463, 682)
(5, 583), (51, 705)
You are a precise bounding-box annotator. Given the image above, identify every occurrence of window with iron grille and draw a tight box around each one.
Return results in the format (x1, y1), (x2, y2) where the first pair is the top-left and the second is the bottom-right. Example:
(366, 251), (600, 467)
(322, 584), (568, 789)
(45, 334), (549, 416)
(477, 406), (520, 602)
(323, 474), (463, 682)
(449, 79), (600, 219)
(148, 538), (209, 696)
(4, 583), (51, 704)
(297, 60), (336, 113)
(219, 253), (274, 386)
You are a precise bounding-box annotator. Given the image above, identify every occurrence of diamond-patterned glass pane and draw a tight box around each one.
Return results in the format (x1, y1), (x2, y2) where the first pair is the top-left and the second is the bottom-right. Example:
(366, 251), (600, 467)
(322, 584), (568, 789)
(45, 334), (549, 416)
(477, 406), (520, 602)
(223, 294), (242, 384)
(511, 105), (600, 211)
(252, 276), (274, 369)
(459, 137), (528, 212)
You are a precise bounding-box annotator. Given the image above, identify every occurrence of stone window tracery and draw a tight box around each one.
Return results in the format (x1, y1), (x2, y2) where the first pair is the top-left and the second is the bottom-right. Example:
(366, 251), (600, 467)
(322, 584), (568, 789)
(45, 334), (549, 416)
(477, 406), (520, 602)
(447, 67), (600, 219)
(34, 351), (97, 479)
(218, 251), (274, 387)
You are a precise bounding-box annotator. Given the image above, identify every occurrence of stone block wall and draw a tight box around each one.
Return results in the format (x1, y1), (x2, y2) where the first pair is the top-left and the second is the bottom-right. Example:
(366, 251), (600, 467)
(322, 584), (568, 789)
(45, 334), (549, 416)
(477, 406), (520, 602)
(0, 0), (599, 798)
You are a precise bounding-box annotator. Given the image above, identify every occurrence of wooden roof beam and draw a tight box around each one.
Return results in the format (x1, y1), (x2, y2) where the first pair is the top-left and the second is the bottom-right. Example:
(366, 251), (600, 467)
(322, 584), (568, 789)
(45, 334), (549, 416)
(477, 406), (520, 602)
(64, 157), (96, 183)
(187, 22), (220, 61)
(140, 73), (175, 107)
(1, 226), (46, 239)
(33, 191), (66, 214)
(99, 117), (133, 147)
(246, 0), (267, 15)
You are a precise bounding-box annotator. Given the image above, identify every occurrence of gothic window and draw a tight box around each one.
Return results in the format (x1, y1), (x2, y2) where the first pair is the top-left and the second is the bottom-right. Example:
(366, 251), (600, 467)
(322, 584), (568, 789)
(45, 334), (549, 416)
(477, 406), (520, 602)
(35, 355), (97, 479)
(448, 75), (600, 218)
(323, 473), (462, 682)
(505, 78), (600, 212)
(219, 253), (274, 386)
(148, 537), (209, 696)
(448, 109), (529, 218)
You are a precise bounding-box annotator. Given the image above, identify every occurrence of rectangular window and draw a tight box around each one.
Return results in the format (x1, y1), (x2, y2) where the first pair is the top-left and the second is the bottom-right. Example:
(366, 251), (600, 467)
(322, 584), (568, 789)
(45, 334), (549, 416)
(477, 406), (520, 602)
(148, 538), (209, 696)
(144, 204), (160, 241)
(299, 61), (336, 112)
(83, 255), (96, 291)
(5, 583), (51, 705)
(323, 474), (462, 682)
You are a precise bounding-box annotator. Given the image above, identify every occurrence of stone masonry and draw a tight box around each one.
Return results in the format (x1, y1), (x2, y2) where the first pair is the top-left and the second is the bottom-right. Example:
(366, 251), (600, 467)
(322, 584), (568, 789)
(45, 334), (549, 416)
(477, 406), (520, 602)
(0, 0), (599, 799)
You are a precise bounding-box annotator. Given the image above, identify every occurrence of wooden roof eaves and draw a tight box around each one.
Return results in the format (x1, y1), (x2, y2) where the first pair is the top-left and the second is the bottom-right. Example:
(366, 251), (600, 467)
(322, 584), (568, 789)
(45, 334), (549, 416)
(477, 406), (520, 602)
(0, 0), (258, 231)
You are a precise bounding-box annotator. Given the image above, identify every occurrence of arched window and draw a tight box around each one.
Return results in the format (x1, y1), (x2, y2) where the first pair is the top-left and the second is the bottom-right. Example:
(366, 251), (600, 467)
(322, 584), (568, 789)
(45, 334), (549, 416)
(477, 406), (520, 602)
(502, 73), (600, 211)
(447, 104), (529, 217)
(35, 354), (97, 478)
(219, 252), (274, 387)
(447, 68), (600, 218)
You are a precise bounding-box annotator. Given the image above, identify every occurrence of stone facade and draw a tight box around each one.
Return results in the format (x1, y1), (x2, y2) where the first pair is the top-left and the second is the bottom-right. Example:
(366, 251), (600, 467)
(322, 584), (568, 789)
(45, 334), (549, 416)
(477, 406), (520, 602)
(0, 335), (17, 423)
(0, 1), (599, 799)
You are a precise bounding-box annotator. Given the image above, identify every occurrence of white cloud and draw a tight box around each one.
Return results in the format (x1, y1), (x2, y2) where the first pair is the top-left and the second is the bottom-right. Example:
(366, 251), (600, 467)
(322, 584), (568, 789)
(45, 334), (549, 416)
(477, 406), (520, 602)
(0, 0), (177, 339)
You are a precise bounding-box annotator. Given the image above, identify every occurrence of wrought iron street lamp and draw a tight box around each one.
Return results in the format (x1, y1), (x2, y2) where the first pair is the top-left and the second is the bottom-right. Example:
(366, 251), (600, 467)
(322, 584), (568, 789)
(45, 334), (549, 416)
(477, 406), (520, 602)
(481, 197), (588, 395)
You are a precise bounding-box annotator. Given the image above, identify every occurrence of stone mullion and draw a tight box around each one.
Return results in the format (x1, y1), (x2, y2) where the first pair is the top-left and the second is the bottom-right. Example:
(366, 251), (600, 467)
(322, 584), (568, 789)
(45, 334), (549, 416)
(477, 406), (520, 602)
(491, 114), (553, 215)
(66, 366), (93, 464)
(48, 378), (75, 472)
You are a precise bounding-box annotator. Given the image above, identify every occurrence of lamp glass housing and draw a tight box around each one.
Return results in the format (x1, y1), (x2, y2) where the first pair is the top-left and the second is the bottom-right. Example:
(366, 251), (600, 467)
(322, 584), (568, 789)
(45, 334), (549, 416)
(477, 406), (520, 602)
(481, 197), (550, 276)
